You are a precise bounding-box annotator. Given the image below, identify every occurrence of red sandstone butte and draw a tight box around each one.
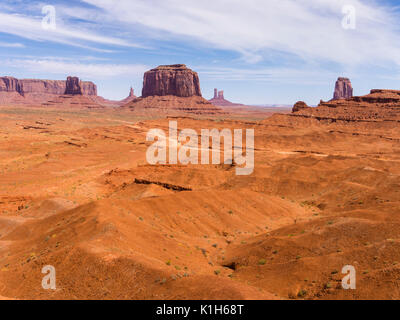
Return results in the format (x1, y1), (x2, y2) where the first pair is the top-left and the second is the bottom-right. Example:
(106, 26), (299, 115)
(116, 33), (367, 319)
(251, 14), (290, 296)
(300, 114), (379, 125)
(333, 77), (353, 100)
(142, 64), (202, 98)
(126, 65), (223, 115)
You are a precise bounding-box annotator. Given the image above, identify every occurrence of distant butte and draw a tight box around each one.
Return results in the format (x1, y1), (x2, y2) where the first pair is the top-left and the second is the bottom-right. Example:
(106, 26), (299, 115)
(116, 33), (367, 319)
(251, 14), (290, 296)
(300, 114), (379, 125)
(209, 88), (243, 107)
(333, 77), (353, 100)
(119, 87), (137, 105)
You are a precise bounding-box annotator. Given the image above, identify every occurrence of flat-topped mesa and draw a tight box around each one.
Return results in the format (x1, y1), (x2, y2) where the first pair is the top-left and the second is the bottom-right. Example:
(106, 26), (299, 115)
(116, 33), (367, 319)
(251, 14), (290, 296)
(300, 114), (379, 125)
(0, 76), (97, 97)
(142, 64), (202, 98)
(333, 77), (353, 100)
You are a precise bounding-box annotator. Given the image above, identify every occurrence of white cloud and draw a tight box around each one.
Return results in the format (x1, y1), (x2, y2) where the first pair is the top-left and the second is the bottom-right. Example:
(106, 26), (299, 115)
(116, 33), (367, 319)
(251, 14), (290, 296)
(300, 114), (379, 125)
(3, 58), (149, 79)
(0, 11), (142, 50)
(0, 41), (25, 48)
(82, 0), (400, 66)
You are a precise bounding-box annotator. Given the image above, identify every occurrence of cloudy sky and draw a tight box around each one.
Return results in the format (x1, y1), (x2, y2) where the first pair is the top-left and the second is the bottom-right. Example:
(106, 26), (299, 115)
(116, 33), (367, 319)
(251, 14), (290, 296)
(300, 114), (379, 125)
(0, 0), (400, 104)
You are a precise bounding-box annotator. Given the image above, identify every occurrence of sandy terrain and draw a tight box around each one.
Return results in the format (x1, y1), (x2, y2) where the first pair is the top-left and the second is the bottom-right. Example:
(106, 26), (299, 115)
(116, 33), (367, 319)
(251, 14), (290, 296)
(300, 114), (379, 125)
(0, 104), (399, 300)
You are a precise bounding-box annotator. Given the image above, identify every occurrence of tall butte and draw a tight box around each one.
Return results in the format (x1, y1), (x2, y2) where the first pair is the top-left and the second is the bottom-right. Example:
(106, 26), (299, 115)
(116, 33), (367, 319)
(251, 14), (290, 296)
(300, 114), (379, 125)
(333, 77), (353, 100)
(126, 64), (222, 116)
(142, 64), (202, 98)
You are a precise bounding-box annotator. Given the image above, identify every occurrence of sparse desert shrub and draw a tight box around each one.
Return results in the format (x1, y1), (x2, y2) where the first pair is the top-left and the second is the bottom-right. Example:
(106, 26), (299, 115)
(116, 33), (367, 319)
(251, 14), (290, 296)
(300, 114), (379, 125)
(325, 282), (332, 289)
(258, 259), (267, 265)
(297, 289), (307, 298)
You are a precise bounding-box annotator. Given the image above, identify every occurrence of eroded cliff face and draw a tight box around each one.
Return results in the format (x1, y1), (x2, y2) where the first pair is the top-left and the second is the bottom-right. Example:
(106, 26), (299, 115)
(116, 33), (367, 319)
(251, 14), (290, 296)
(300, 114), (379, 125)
(0, 77), (22, 94)
(142, 64), (202, 98)
(81, 82), (97, 96)
(0, 77), (97, 96)
(19, 80), (66, 96)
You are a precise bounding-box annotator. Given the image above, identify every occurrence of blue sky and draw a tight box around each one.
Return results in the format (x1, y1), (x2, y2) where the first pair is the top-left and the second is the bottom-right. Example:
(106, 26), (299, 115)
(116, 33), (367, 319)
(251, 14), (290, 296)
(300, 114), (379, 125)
(1, 0), (400, 105)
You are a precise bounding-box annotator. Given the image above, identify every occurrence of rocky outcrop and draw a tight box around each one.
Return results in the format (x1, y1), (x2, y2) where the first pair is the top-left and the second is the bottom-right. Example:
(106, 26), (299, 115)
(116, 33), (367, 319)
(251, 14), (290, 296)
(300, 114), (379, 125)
(65, 77), (83, 95)
(288, 89), (400, 122)
(292, 101), (311, 113)
(333, 77), (353, 100)
(142, 64), (202, 98)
